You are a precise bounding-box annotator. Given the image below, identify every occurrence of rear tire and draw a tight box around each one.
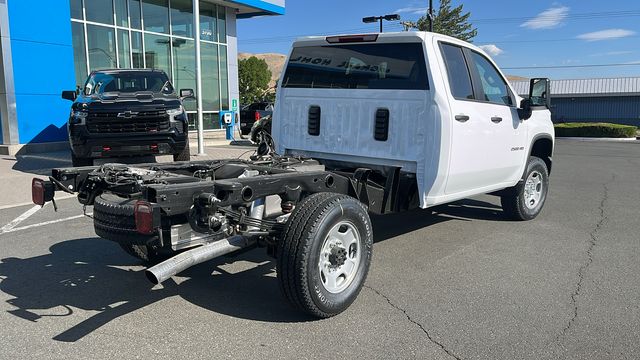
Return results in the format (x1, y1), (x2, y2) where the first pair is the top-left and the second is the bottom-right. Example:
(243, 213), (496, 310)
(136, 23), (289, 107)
(173, 139), (191, 162)
(501, 156), (549, 221)
(71, 152), (93, 167)
(277, 193), (373, 318)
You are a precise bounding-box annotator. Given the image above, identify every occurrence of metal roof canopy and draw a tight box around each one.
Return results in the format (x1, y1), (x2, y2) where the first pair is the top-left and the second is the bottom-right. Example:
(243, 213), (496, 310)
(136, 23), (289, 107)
(510, 77), (640, 97)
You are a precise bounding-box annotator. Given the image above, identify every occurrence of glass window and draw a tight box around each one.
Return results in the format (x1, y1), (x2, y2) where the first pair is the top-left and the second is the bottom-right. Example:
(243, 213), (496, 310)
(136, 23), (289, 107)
(217, 5), (226, 43)
(220, 46), (229, 109)
(85, 0), (113, 25)
(115, 0), (129, 27)
(70, 0), (83, 20)
(118, 30), (131, 68)
(199, 1), (216, 42)
(470, 51), (512, 106)
(282, 43), (429, 90)
(171, 0), (194, 38)
(130, 0), (142, 29)
(172, 38), (196, 111)
(144, 33), (171, 76)
(440, 43), (474, 100)
(131, 31), (144, 68)
(87, 25), (116, 71)
(201, 42), (220, 111)
(71, 22), (88, 88)
(204, 113), (221, 130)
(143, 0), (170, 34)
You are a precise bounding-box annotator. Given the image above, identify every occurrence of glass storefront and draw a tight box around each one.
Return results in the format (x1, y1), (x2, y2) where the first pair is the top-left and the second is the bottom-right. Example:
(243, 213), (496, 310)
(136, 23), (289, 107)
(70, 0), (229, 130)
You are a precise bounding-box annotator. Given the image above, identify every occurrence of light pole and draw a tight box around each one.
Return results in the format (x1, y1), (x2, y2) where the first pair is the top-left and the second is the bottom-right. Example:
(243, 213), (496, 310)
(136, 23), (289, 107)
(428, 0), (434, 32)
(362, 14), (400, 33)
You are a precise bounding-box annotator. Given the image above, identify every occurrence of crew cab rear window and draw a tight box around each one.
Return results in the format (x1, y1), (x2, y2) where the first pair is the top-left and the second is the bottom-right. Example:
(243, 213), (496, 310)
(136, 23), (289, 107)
(282, 43), (429, 90)
(440, 43), (474, 100)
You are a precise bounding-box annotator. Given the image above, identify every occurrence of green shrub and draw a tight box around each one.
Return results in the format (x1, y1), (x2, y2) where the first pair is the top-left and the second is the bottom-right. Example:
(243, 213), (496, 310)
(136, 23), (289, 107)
(554, 122), (638, 138)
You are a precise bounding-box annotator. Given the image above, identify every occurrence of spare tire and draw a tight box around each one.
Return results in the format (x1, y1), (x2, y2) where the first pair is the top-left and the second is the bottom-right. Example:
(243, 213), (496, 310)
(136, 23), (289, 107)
(93, 192), (155, 245)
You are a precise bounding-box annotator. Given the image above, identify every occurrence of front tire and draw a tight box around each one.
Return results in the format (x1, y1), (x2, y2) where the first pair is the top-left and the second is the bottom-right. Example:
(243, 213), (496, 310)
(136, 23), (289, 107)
(277, 193), (373, 318)
(173, 138), (191, 162)
(501, 156), (549, 221)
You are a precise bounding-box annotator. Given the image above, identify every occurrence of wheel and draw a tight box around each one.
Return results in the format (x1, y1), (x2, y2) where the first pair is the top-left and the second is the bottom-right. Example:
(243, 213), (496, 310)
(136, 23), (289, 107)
(118, 243), (166, 264)
(277, 193), (373, 318)
(71, 152), (93, 167)
(501, 156), (549, 221)
(173, 139), (191, 162)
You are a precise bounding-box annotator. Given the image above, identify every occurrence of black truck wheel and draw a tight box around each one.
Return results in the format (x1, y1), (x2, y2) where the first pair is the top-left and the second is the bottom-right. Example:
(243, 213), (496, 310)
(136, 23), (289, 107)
(173, 139), (191, 162)
(501, 156), (549, 221)
(93, 193), (164, 263)
(71, 152), (93, 167)
(277, 193), (373, 318)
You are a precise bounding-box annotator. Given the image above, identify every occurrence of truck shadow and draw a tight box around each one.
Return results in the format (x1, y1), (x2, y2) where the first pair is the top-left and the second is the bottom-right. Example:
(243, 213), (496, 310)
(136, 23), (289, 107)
(0, 199), (504, 342)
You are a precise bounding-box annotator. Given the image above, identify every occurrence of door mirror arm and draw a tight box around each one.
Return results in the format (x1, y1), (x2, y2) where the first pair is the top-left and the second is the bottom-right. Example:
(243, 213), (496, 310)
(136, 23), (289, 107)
(518, 98), (533, 120)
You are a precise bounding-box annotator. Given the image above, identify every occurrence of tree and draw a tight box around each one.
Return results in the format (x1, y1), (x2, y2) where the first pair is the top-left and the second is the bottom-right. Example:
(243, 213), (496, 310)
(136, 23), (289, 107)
(238, 56), (272, 105)
(412, 0), (477, 42)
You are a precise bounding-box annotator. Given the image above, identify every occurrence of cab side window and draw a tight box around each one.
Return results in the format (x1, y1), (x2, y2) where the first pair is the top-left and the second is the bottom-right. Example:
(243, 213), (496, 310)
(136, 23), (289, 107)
(470, 52), (512, 106)
(440, 44), (474, 100)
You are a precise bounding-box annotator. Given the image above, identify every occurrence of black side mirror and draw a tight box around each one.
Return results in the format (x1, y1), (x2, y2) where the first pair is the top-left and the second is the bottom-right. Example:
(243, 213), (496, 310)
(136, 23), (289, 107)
(529, 78), (551, 109)
(518, 98), (533, 120)
(179, 89), (195, 99)
(61, 90), (77, 101)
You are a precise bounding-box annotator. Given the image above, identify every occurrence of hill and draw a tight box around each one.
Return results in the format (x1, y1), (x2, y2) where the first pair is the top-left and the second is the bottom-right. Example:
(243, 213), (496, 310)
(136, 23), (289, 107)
(238, 52), (286, 88)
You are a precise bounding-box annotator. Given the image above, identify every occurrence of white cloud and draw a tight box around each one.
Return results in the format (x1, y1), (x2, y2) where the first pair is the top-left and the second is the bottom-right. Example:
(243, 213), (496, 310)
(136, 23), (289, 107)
(394, 6), (428, 15)
(577, 29), (636, 42)
(478, 44), (504, 56)
(521, 6), (569, 29)
(589, 51), (634, 57)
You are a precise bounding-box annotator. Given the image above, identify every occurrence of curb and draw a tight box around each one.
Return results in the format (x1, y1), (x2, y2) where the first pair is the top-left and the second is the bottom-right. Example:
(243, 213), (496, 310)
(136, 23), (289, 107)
(556, 137), (638, 142)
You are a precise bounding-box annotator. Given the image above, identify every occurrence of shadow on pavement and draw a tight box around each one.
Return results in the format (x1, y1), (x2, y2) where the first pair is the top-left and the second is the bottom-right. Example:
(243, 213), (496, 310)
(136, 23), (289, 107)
(0, 199), (505, 342)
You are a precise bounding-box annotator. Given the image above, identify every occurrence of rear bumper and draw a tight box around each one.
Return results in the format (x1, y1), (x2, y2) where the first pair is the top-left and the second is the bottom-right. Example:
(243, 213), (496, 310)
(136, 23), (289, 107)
(70, 126), (187, 158)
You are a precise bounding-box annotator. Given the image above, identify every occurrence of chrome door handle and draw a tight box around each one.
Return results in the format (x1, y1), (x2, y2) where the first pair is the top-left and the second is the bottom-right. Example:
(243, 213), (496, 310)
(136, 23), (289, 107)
(491, 116), (502, 123)
(455, 114), (470, 122)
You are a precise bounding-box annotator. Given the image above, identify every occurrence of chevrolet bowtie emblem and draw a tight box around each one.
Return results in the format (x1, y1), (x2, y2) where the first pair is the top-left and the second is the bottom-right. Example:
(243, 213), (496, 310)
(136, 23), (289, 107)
(117, 111), (138, 118)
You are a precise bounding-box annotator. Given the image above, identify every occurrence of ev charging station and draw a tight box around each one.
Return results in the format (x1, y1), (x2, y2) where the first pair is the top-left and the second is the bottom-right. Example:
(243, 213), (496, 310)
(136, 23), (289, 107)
(219, 110), (236, 140)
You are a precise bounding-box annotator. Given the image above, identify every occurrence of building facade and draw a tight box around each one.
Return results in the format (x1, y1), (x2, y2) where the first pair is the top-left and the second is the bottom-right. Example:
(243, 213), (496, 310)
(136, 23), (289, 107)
(0, 0), (284, 147)
(511, 77), (640, 127)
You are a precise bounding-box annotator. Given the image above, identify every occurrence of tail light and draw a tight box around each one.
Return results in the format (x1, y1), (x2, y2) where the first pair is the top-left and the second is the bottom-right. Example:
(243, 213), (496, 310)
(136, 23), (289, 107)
(254, 111), (261, 121)
(32, 178), (54, 206)
(32, 178), (46, 205)
(134, 200), (156, 235)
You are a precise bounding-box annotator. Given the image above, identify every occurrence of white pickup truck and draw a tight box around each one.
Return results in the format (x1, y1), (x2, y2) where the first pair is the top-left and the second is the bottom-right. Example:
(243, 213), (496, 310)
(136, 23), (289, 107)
(34, 32), (553, 318)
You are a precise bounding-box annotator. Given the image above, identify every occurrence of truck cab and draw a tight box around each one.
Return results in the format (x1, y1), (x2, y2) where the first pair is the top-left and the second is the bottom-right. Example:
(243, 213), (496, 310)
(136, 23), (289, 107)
(273, 32), (553, 209)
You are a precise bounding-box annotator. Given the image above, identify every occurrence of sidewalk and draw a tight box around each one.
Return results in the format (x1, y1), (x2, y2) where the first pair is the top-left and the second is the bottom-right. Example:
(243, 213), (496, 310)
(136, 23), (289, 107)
(0, 143), (256, 209)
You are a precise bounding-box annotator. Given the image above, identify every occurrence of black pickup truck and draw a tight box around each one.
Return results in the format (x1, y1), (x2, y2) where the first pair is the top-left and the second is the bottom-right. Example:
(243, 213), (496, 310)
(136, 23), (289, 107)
(62, 69), (193, 166)
(239, 102), (273, 136)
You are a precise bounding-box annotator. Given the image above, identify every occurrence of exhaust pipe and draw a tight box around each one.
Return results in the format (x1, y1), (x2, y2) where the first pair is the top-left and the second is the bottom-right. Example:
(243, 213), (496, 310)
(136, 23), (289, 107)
(145, 235), (256, 285)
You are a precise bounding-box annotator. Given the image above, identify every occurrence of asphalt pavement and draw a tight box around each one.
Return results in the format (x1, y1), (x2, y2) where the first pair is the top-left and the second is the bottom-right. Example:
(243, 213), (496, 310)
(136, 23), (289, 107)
(0, 139), (638, 359)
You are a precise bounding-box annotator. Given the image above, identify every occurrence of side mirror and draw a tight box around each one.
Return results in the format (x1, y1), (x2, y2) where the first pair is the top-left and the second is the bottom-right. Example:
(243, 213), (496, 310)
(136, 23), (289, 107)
(61, 90), (77, 101)
(179, 89), (195, 99)
(529, 78), (551, 109)
(518, 98), (533, 120)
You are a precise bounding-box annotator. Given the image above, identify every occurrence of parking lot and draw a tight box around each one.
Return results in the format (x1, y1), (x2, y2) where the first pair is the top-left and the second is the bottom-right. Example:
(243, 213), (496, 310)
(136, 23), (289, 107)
(0, 139), (638, 359)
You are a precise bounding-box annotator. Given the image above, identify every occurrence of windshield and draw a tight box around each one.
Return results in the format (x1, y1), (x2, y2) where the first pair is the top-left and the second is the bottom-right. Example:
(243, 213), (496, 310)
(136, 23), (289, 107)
(83, 72), (174, 95)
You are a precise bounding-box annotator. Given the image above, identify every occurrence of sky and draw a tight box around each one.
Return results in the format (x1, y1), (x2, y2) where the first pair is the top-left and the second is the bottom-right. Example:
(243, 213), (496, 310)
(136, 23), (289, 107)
(237, 0), (640, 80)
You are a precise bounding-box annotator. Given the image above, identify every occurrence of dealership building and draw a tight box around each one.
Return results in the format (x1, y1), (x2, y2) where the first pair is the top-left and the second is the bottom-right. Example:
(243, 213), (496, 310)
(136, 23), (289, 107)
(0, 0), (284, 152)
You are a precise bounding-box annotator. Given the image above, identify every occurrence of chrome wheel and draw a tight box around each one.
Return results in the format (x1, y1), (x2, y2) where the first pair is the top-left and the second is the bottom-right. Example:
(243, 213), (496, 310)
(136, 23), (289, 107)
(524, 170), (544, 210)
(318, 221), (361, 294)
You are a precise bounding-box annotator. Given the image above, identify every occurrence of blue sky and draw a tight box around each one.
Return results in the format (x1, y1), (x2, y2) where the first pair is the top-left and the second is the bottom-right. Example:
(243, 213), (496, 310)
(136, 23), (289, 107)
(237, 0), (640, 79)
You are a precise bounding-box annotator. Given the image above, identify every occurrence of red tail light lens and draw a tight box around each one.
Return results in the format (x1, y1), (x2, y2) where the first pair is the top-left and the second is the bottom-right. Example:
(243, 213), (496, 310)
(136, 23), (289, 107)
(134, 200), (155, 235)
(32, 178), (45, 206)
(254, 111), (261, 121)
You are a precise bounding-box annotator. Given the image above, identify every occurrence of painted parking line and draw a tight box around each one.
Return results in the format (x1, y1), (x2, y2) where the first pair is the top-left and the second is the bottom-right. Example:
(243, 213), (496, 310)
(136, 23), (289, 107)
(0, 205), (43, 233)
(0, 213), (93, 234)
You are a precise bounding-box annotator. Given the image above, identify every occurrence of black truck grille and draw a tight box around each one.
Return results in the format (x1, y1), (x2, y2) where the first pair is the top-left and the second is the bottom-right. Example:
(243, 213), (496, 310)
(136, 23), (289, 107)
(86, 110), (170, 133)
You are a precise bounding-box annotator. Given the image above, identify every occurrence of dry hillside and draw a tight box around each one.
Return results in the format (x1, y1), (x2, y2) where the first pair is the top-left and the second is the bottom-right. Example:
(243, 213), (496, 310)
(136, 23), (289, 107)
(238, 52), (286, 88)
